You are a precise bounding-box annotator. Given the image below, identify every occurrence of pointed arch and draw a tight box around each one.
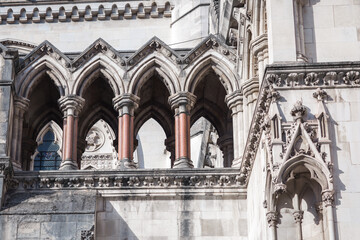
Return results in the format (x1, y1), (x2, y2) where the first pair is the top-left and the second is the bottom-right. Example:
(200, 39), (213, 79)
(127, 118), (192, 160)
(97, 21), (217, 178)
(78, 105), (118, 141)
(16, 56), (69, 98)
(34, 120), (63, 149)
(276, 154), (332, 191)
(128, 55), (180, 96)
(31, 120), (63, 170)
(73, 56), (124, 97)
(190, 102), (227, 137)
(184, 51), (238, 94)
(134, 104), (173, 138)
(29, 108), (63, 141)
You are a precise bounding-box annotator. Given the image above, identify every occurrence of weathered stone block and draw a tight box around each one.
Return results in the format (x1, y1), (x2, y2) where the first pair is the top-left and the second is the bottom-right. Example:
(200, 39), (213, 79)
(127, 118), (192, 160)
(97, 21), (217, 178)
(17, 222), (40, 239)
(40, 222), (77, 240)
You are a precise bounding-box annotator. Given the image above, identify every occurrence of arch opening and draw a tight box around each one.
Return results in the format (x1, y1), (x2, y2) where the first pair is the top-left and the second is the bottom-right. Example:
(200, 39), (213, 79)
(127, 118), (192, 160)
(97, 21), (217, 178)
(134, 76), (174, 168)
(191, 70), (233, 167)
(78, 76), (118, 168)
(22, 75), (62, 170)
(134, 118), (171, 169)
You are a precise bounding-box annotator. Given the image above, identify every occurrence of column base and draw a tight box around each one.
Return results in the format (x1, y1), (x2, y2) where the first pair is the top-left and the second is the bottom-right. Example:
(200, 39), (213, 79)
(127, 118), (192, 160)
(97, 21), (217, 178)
(59, 159), (78, 170)
(116, 158), (137, 170)
(173, 157), (194, 168)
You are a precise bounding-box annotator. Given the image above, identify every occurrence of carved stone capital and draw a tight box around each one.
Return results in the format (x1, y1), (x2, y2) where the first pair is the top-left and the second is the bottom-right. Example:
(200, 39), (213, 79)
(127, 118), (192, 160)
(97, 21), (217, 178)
(242, 77), (259, 99)
(58, 95), (85, 117)
(293, 210), (304, 223)
(112, 93), (140, 116)
(13, 96), (30, 115)
(266, 211), (278, 227)
(168, 92), (196, 114)
(225, 90), (243, 110)
(322, 190), (334, 207)
(249, 34), (268, 58)
(290, 101), (306, 122)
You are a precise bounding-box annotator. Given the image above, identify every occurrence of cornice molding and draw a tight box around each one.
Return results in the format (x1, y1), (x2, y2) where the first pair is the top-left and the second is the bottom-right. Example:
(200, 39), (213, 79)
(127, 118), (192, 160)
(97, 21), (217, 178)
(0, 1), (173, 24)
(8, 168), (245, 191)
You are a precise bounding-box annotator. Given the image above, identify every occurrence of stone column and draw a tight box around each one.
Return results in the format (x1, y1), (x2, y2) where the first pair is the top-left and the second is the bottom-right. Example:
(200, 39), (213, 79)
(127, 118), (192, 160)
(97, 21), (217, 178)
(225, 90), (244, 167)
(165, 136), (175, 167)
(168, 92), (196, 168)
(322, 190), (335, 240)
(293, 210), (304, 240)
(242, 79), (259, 138)
(266, 211), (278, 240)
(58, 95), (84, 170)
(217, 134), (234, 167)
(113, 94), (139, 169)
(10, 96), (29, 170)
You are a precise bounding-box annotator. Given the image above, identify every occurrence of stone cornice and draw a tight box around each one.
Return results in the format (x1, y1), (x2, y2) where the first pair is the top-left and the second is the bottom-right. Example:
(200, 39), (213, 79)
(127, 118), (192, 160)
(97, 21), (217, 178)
(0, 1), (173, 24)
(7, 168), (245, 192)
(265, 62), (360, 89)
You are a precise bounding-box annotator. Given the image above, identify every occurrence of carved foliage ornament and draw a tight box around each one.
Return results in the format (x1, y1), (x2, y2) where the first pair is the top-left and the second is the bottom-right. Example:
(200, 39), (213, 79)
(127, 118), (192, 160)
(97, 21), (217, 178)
(266, 71), (360, 88)
(11, 173), (243, 190)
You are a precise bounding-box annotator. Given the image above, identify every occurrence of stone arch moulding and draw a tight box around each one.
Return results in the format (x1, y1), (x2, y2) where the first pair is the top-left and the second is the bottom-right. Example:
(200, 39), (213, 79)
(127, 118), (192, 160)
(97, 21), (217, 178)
(134, 104), (173, 138)
(128, 56), (180, 96)
(16, 57), (69, 99)
(79, 105), (118, 141)
(72, 57), (124, 97)
(190, 103), (226, 137)
(184, 52), (239, 95)
(275, 154), (332, 192)
(30, 120), (63, 170)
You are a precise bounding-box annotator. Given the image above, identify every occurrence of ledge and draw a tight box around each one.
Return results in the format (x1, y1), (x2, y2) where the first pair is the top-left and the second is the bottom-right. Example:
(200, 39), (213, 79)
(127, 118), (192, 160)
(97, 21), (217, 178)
(9, 168), (245, 193)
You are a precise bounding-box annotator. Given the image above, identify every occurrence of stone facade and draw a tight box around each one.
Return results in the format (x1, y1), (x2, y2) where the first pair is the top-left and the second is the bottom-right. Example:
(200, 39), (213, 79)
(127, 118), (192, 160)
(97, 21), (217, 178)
(0, 0), (360, 239)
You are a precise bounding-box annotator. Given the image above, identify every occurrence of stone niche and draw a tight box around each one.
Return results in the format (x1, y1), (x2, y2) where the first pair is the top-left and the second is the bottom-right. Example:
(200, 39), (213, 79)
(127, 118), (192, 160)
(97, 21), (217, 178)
(81, 119), (117, 170)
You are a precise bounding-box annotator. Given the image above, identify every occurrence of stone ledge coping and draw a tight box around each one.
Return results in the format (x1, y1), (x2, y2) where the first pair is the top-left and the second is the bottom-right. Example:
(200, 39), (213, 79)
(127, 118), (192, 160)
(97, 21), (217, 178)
(9, 168), (245, 191)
